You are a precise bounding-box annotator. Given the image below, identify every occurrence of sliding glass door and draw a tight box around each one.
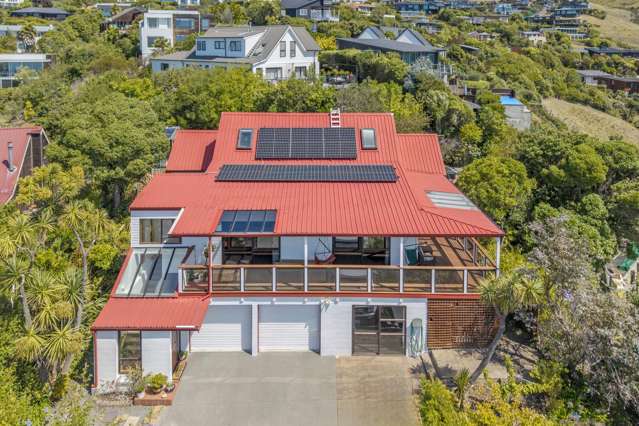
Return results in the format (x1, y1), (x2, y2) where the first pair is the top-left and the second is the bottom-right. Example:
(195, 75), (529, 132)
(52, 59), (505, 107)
(352, 306), (406, 355)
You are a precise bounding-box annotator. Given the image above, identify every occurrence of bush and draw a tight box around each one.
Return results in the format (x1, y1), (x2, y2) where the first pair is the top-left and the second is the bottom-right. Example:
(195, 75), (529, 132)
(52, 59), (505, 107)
(146, 373), (168, 394)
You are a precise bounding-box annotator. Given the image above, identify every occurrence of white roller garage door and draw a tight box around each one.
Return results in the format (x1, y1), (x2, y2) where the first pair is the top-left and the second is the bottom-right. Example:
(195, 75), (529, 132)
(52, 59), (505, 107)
(191, 306), (251, 352)
(258, 305), (320, 352)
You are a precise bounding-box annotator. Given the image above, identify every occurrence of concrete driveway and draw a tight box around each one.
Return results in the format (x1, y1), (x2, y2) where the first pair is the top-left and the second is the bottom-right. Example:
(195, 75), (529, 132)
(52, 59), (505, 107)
(159, 352), (421, 426)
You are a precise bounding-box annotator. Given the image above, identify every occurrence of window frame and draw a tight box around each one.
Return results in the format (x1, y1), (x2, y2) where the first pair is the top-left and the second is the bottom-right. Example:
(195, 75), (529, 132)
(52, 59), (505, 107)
(290, 40), (296, 57)
(361, 128), (377, 149)
(139, 218), (181, 244)
(118, 330), (142, 374)
(279, 41), (286, 57)
(214, 40), (224, 49)
(229, 40), (241, 51)
(196, 40), (206, 51)
(236, 129), (253, 149)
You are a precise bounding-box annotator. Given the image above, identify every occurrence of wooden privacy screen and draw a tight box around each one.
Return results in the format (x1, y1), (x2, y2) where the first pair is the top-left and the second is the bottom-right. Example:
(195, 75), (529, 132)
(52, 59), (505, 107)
(427, 299), (497, 349)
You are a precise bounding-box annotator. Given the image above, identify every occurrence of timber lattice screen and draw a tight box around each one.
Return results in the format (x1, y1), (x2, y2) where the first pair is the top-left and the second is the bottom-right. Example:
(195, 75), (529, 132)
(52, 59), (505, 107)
(427, 299), (497, 349)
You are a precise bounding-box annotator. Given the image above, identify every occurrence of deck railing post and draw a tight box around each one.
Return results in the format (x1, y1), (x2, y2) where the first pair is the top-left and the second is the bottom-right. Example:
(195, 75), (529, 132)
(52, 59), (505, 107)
(240, 267), (245, 292)
(304, 237), (309, 292)
(463, 269), (468, 293)
(272, 267), (276, 291)
(472, 240), (477, 264)
(367, 268), (372, 292)
(431, 269), (436, 293)
(207, 236), (213, 294)
(336, 267), (340, 292)
(399, 237), (404, 293)
(495, 237), (502, 277)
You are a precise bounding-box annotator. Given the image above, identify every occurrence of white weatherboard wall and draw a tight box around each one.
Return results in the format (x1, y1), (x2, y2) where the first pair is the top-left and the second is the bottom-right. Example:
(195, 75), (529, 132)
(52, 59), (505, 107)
(96, 331), (118, 386)
(253, 27), (319, 77)
(141, 331), (173, 381)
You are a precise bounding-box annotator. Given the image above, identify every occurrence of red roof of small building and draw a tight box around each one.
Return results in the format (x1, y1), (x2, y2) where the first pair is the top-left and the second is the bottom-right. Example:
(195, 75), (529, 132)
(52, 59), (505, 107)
(92, 295), (210, 330)
(165, 130), (217, 172)
(131, 112), (503, 237)
(0, 126), (42, 205)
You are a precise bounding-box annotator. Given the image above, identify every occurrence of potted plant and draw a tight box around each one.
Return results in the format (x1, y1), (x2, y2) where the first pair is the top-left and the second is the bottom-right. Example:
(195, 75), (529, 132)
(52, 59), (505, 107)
(165, 381), (176, 393)
(146, 373), (168, 394)
(134, 377), (146, 399)
(125, 366), (145, 399)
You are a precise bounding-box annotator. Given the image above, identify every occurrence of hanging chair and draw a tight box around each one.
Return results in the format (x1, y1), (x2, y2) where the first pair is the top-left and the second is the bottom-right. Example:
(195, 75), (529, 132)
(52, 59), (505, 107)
(314, 238), (336, 264)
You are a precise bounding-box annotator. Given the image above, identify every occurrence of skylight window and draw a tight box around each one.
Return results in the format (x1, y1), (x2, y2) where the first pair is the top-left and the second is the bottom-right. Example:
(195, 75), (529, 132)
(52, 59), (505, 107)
(427, 191), (477, 210)
(237, 129), (253, 149)
(216, 210), (276, 233)
(115, 247), (188, 297)
(361, 128), (377, 149)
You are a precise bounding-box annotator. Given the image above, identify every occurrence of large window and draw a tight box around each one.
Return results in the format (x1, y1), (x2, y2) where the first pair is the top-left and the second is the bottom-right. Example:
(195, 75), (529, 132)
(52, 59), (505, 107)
(237, 129), (253, 149)
(229, 40), (241, 51)
(222, 237), (280, 264)
(333, 237), (389, 264)
(196, 40), (206, 51)
(175, 18), (195, 29)
(290, 41), (296, 57)
(118, 331), (141, 373)
(140, 218), (180, 244)
(279, 41), (286, 57)
(352, 306), (405, 355)
(147, 17), (170, 29)
(214, 40), (224, 49)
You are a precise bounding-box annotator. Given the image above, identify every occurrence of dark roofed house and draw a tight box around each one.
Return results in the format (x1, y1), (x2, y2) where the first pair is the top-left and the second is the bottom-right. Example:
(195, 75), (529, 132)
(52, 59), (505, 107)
(101, 6), (146, 31)
(577, 70), (639, 94)
(0, 126), (48, 205)
(585, 47), (639, 58)
(336, 26), (446, 65)
(10, 7), (70, 20)
(280, 0), (337, 21)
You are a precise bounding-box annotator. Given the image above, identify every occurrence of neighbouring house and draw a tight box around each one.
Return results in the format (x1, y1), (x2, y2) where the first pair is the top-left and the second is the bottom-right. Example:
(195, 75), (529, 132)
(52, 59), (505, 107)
(0, 24), (54, 52)
(101, 6), (145, 31)
(0, 126), (48, 205)
(576, 70), (639, 94)
(139, 10), (201, 60)
(468, 31), (497, 42)
(280, 0), (338, 21)
(605, 244), (639, 291)
(519, 30), (546, 45)
(91, 111), (504, 391)
(494, 3), (515, 15)
(0, 53), (51, 88)
(584, 47), (639, 58)
(10, 7), (70, 20)
(92, 2), (132, 18)
(348, 3), (374, 15)
(414, 17), (442, 34)
(151, 25), (320, 81)
(0, 0), (23, 8)
(500, 95), (531, 130)
(336, 26), (446, 65)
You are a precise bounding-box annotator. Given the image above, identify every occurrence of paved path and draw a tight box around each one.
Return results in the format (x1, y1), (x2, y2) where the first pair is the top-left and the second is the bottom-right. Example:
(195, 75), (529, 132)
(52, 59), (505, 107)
(159, 352), (421, 426)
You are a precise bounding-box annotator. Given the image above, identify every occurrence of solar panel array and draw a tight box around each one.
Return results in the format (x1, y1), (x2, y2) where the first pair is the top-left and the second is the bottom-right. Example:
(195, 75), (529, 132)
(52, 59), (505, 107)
(255, 127), (357, 159)
(216, 164), (398, 182)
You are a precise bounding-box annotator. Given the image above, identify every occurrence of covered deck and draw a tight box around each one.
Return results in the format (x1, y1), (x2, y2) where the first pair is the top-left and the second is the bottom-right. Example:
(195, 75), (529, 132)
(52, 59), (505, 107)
(180, 236), (497, 295)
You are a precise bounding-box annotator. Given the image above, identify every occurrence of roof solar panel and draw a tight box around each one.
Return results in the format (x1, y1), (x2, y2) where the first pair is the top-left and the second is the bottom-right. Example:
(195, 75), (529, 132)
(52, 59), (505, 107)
(216, 164), (397, 182)
(255, 127), (357, 159)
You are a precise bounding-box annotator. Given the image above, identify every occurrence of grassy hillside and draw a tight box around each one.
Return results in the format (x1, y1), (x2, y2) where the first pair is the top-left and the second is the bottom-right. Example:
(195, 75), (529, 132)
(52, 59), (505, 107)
(591, 0), (637, 9)
(542, 98), (639, 145)
(583, 3), (639, 47)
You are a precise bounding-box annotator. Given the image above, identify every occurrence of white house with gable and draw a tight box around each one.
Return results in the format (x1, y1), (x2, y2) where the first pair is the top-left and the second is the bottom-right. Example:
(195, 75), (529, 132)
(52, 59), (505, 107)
(150, 25), (320, 81)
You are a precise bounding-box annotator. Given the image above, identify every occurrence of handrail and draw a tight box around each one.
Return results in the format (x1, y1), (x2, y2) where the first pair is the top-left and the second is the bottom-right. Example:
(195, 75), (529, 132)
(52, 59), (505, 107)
(179, 263), (496, 271)
(470, 237), (496, 267)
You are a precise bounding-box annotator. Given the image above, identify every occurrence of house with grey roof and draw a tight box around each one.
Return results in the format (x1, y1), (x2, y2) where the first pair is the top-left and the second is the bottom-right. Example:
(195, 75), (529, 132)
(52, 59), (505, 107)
(336, 26), (445, 65)
(280, 0), (337, 21)
(151, 25), (320, 81)
(10, 7), (70, 20)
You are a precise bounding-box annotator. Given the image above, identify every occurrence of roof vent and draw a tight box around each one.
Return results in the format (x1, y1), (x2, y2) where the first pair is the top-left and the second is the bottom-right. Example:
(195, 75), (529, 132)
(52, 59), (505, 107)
(330, 108), (341, 128)
(7, 142), (15, 172)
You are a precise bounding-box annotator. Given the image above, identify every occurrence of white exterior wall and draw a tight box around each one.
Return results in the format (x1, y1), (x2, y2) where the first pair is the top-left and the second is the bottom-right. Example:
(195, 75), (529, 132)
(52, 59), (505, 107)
(130, 209), (181, 246)
(141, 330), (173, 381)
(397, 30), (423, 46)
(95, 331), (119, 387)
(140, 13), (174, 59)
(358, 27), (380, 39)
(504, 105), (532, 131)
(253, 28), (319, 78)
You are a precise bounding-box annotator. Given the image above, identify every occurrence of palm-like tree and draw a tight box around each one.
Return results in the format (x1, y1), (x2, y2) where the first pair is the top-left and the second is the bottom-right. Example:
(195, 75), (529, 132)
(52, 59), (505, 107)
(454, 368), (471, 410)
(469, 269), (544, 384)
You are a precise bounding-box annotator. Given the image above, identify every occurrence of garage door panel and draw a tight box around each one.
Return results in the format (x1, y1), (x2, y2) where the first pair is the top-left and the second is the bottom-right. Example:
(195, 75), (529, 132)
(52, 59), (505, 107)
(259, 305), (320, 352)
(191, 306), (251, 352)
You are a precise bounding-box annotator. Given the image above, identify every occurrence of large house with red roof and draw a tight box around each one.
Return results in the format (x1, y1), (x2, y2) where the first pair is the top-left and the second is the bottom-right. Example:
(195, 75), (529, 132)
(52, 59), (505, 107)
(91, 111), (503, 391)
(0, 126), (48, 205)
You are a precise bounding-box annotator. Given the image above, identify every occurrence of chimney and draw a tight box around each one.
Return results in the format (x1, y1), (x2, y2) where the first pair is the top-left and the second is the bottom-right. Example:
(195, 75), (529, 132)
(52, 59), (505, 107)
(7, 142), (15, 172)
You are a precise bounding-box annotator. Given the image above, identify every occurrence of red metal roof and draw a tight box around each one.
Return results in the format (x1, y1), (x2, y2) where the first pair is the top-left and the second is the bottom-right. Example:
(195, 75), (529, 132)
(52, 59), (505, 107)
(91, 295), (210, 330)
(131, 112), (503, 237)
(165, 130), (217, 172)
(0, 126), (42, 205)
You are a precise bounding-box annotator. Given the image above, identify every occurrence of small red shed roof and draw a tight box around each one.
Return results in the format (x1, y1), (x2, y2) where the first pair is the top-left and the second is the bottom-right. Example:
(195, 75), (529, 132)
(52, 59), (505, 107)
(0, 126), (42, 205)
(92, 295), (210, 330)
(132, 112), (503, 237)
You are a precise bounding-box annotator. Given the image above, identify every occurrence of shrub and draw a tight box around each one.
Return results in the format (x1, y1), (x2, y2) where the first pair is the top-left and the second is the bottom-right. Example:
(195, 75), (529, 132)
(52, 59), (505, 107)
(146, 373), (168, 394)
